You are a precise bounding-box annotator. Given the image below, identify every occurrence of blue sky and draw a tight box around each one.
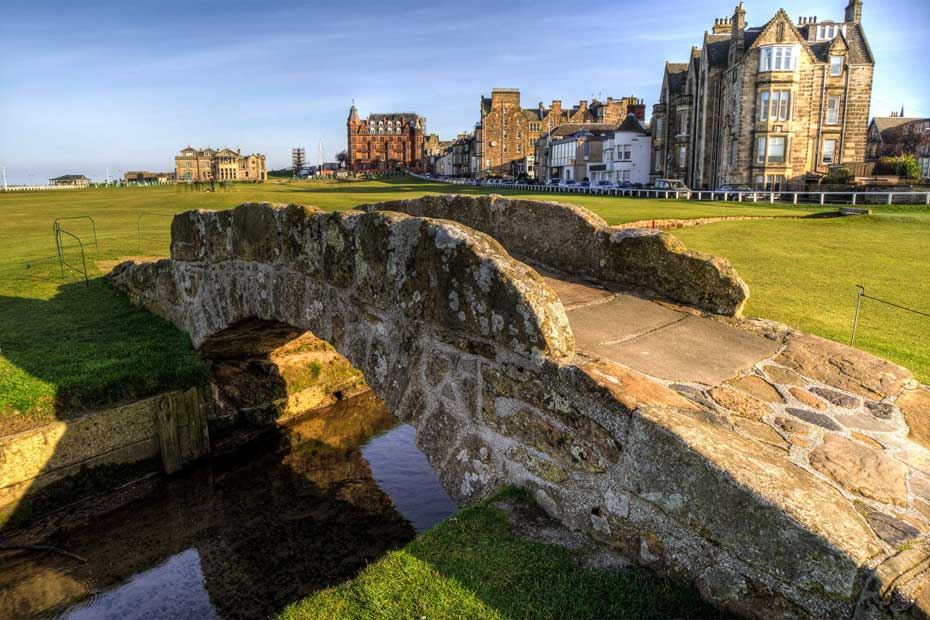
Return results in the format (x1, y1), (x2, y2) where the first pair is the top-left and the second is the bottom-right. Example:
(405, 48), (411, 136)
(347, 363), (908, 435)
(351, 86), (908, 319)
(0, 0), (927, 184)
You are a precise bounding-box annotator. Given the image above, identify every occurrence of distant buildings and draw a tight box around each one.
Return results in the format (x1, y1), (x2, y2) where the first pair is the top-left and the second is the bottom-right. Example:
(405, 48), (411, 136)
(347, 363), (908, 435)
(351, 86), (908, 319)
(475, 89), (645, 178)
(347, 105), (426, 172)
(174, 147), (267, 182)
(49, 174), (89, 187)
(535, 124), (615, 182)
(124, 171), (174, 184)
(651, 0), (875, 190)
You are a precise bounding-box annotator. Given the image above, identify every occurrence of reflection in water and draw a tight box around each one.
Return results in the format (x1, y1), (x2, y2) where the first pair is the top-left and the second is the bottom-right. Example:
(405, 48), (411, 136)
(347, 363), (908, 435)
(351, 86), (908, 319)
(0, 392), (457, 620)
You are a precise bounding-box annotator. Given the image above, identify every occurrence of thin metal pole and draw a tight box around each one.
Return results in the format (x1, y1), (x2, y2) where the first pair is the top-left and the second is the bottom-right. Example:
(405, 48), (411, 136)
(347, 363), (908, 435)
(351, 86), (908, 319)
(850, 285), (865, 347)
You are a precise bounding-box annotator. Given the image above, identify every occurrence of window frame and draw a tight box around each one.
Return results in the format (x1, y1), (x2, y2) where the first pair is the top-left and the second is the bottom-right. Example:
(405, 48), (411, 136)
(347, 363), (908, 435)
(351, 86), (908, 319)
(757, 136), (766, 164)
(767, 136), (786, 164)
(822, 139), (837, 164)
(759, 45), (798, 72)
(826, 96), (840, 125)
(830, 55), (843, 76)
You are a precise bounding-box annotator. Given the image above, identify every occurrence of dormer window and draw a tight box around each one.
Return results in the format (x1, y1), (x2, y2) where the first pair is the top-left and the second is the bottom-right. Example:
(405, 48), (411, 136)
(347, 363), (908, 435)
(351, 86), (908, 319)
(759, 45), (798, 72)
(816, 24), (846, 40)
(830, 55), (843, 76)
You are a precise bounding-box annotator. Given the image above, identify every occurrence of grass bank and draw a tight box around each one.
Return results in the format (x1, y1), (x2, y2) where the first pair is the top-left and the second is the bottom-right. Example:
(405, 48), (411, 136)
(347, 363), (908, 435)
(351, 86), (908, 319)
(1, 177), (926, 430)
(279, 488), (731, 620)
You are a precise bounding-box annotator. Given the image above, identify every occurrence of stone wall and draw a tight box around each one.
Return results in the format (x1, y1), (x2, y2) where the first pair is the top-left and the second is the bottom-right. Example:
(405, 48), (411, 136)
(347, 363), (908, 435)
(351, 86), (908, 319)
(0, 387), (210, 526)
(106, 202), (930, 620)
(357, 194), (748, 315)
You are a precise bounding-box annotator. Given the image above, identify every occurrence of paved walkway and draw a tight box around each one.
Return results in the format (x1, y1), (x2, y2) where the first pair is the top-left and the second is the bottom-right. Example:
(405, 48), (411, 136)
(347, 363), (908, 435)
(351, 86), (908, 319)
(543, 275), (780, 386)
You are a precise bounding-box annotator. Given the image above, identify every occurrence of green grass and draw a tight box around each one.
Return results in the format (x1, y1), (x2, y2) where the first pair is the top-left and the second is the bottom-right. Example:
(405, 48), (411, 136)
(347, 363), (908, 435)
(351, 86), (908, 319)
(279, 488), (731, 620)
(676, 213), (930, 382)
(1, 176), (926, 429)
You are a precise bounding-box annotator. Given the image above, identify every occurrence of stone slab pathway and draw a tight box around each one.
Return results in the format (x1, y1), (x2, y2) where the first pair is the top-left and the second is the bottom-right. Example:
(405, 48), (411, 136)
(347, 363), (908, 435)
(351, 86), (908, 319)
(544, 275), (780, 386)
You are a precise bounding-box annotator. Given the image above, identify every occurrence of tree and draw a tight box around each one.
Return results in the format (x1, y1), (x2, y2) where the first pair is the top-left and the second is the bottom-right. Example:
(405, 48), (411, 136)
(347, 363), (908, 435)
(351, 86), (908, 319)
(335, 150), (349, 165)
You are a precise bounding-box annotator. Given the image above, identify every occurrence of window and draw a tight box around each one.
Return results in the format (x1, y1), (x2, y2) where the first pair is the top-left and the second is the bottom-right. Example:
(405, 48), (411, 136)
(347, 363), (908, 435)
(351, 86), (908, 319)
(830, 55), (843, 76)
(678, 145), (687, 168)
(624, 145), (632, 160)
(826, 96), (840, 125)
(759, 45), (797, 72)
(621, 170), (631, 183)
(757, 136), (766, 163)
(654, 150), (662, 171)
(677, 110), (689, 135)
(823, 139), (837, 164)
(760, 91), (770, 121)
(655, 117), (663, 136)
(768, 136), (786, 163)
(774, 90), (790, 121)
(817, 24), (845, 40)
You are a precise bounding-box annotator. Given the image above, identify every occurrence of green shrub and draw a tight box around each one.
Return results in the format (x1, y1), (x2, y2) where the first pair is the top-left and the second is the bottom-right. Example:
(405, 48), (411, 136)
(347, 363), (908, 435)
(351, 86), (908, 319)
(875, 154), (921, 179)
(824, 167), (851, 185)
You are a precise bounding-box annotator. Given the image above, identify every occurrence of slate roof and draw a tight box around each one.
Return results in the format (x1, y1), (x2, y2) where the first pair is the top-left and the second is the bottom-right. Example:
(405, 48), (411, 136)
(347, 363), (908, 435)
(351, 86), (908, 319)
(367, 113), (422, 123)
(50, 175), (88, 181)
(665, 63), (689, 95)
(871, 117), (928, 142)
(704, 35), (731, 67)
(616, 114), (646, 133)
(544, 123), (616, 139)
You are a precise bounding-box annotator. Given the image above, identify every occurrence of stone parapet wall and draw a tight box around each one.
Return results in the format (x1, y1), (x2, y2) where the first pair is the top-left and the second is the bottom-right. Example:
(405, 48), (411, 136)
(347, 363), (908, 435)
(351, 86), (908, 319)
(105, 201), (930, 619)
(357, 194), (749, 316)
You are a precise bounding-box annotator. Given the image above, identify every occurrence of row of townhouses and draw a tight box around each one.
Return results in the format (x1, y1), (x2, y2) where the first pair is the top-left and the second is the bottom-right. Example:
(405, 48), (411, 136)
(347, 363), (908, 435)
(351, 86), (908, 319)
(346, 0), (926, 186)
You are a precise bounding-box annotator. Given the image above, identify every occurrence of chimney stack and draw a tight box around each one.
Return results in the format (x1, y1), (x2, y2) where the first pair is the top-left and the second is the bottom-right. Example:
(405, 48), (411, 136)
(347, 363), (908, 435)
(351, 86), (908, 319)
(845, 0), (862, 24)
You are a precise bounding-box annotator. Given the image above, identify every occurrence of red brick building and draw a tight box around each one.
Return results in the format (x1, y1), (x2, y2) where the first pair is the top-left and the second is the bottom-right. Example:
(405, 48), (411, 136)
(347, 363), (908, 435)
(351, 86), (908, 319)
(347, 104), (426, 172)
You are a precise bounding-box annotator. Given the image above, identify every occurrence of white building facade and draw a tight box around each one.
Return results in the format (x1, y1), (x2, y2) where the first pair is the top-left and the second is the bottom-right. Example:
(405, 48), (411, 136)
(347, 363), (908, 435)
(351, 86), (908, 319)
(588, 116), (652, 185)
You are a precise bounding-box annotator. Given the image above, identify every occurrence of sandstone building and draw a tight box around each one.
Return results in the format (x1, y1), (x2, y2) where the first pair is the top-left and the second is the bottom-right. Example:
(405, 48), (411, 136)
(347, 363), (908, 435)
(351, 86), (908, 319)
(346, 104), (426, 172)
(651, 0), (874, 190)
(474, 88), (645, 178)
(175, 147), (267, 182)
(867, 114), (930, 176)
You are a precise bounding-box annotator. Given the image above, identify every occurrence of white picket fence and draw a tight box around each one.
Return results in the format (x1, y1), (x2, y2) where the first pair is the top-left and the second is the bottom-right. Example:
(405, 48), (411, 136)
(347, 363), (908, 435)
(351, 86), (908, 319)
(410, 173), (930, 206)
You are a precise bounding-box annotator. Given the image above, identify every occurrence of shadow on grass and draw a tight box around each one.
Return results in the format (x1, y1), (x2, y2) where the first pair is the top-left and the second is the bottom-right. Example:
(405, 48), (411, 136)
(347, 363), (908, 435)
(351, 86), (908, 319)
(0, 277), (207, 431)
(281, 488), (734, 620)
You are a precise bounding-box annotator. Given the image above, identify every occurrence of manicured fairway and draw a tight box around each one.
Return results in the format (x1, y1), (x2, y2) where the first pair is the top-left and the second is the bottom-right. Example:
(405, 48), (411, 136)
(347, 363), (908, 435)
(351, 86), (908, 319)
(1, 177), (927, 430)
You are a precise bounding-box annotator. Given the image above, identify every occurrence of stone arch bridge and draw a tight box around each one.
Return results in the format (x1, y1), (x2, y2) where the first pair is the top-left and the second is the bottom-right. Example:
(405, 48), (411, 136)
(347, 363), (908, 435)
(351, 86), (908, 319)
(109, 196), (930, 620)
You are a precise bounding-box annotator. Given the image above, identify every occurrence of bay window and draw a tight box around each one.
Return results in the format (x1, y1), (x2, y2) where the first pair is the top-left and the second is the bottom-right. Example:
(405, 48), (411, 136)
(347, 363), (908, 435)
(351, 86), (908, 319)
(768, 136), (786, 163)
(759, 45), (798, 72)
(760, 90), (791, 121)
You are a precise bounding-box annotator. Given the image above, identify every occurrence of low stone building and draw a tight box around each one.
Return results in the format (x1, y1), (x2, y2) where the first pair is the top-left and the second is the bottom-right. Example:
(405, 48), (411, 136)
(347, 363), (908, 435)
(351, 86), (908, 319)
(49, 174), (89, 187)
(174, 147), (267, 182)
(124, 171), (174, 184)
(652, 0), (875, 190)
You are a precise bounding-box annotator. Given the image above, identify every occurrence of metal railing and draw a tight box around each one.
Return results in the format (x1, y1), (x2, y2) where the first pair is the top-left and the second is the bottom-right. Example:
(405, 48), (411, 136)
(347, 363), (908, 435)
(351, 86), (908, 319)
(54, 228), (89, 286)
(412, 173), (930, 206)
(850, 285), (930, 347)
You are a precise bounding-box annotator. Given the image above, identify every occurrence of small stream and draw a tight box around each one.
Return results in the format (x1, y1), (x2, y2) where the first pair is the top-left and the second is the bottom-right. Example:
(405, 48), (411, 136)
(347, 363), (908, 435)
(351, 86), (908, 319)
(0, 392), (458, 620)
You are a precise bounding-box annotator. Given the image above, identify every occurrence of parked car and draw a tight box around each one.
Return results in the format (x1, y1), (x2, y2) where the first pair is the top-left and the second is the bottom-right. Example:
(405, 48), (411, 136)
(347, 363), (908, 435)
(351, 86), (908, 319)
(653, 179), (689, 191)
(596, 180), (614, 189)
(716, 183), (751, 192)
(617, 181), (633, 189)
(547, 179), (561, 186)
(559, 179), (577, 188)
